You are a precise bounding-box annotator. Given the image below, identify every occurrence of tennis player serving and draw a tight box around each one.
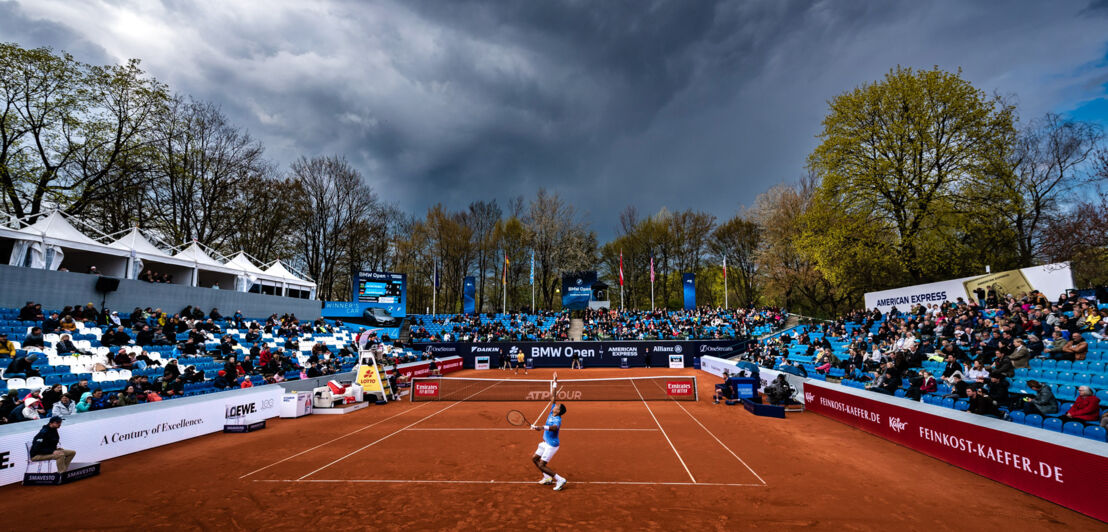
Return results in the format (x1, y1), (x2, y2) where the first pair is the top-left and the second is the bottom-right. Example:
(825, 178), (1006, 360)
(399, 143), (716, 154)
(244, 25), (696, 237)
(531, 391), (567, 491)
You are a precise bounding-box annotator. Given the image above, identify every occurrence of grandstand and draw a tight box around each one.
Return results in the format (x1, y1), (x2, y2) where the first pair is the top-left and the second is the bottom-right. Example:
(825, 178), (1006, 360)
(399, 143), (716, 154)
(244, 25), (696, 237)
(749, 299), (1108, 443)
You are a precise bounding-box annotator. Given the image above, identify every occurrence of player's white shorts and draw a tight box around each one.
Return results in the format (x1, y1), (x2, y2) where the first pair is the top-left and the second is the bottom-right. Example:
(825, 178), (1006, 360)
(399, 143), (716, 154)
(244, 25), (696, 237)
(534, 441), (559, 462)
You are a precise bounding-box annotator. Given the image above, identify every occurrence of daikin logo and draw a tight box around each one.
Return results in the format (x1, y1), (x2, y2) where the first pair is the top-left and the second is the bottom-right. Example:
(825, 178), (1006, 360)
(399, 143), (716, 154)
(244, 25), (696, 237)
(889, 417), (908, 433)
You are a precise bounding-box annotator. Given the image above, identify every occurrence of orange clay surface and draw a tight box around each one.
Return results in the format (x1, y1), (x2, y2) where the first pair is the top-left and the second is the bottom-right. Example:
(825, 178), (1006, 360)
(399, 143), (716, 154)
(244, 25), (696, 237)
(3, 368), (1102, 530)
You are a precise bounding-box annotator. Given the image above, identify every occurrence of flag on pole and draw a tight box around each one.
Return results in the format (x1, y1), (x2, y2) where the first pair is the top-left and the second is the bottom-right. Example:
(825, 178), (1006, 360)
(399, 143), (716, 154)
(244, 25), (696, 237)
(649, 253), (655, 283)
(722, 255), (727, 280)
(618, 250), (624, 286)
(529, 250), (534, 286)
(433, 262), (440, 288)
(503, 253), (509, 285)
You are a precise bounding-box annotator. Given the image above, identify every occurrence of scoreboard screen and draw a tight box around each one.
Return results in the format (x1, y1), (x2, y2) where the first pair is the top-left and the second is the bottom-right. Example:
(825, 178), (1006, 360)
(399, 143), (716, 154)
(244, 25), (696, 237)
(351, 271), (407, 316)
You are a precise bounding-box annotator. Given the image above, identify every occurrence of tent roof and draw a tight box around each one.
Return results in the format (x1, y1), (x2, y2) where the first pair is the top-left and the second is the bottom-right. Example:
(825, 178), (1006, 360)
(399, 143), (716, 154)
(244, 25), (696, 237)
(225, 252), (268, 275)
(16, 212), (127, 257)
(108, 228), (196, 269)
(109, 228), (171, 257)
(265, 260), (316, 288)
(173, 242), (238, 275)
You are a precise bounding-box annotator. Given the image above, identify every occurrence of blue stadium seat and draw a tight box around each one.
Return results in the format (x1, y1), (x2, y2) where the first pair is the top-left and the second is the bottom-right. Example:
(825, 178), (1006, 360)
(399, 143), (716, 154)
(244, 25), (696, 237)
(1056, 360), (1072, 372)
(1093, 375), (1108, 390)
(1042, 417), (1063, 432)
(1041, 359), (1056, 370)
(1072, 361), (1088, 372)
(1097, 390), (1108, 406)
(1024, 414), (1043, 428)
(954, 399), (969, 411)
(1084, 426), (1107, 442)
(894, 389), (906, 398)
(1063, 421), (1085, 437)
(1056, 385), (1077, 402)
(1029, 358), (1042, 369)
(1008, 410), (1025, 424)
(942, 397), (955, 409)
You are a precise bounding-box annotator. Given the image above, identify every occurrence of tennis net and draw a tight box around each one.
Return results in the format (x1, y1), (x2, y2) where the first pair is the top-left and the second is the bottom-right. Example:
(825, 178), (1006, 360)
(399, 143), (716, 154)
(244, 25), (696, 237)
(409, 375), (698, 402)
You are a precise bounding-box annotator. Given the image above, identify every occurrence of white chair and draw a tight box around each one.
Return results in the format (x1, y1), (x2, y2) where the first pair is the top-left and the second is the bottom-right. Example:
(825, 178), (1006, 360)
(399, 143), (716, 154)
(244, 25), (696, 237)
(6, 378), (27, 389)
(91, 372), (105, 383)
(105, 370), (120, 381)
(117, 369), (131, 380)
(44, 334), (59, 345)
(25, 376), (45, 389)
(26, 442), (57, 474)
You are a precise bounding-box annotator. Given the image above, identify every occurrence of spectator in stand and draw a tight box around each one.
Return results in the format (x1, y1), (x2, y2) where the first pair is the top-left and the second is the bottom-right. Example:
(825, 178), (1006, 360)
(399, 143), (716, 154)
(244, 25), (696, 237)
(964, 360), (989, 382)
(22, 396), (46, 420)
(1008, 337), (1031, 368)
(135, 325), (155, 346)
(986, 373), (1010, 407)
(51, 395), (77, 418)
(29, 416), (76, 472)
(1021, 380), (1058, 416)
(966, 387), (1001, 417)
(88, 389), (110, 411)
(213, 370), (234, 389)
(943, 374), (969, 399)
(116, 385), (140, 406)
(40, 384), (64, 411)
(42, 312), (61, 334)
(5, 353), (41, 378)
(75, 392), (94, 413)
(55, 334), (87, 356)
(940, 355), (964, 385)
(0, 333), (15, 358)
(21, 326), (45, 351)
(102, 326), (131, 347)
(67, 380), (91, 402)
(113, 348), (134, 370)
(1059, 386), (1101, 424)
(1061, 332), (1088, 361)
(18, 302), (43, 321)
(59, 315), (77, 333)
(87, 265), (101, 275)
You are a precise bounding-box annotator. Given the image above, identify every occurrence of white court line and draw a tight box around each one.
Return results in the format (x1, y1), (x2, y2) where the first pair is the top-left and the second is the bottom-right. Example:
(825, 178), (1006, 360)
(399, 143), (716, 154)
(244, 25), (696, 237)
(238, 402), (430, 479)
(253, 479), (762, 487)
(403, 428), (658, 431)
(672, 400), (767, 486)
(297, 380), (504, 480)
(631, 379), (696, 483)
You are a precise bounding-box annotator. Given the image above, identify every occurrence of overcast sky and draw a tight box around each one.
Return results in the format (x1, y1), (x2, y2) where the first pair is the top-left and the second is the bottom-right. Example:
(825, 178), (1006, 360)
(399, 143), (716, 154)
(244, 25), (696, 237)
(2, 0), (1107, 238)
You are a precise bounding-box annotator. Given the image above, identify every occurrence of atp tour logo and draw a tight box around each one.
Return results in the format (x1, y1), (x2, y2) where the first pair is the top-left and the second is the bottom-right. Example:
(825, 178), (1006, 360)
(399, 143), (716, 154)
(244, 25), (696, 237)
(665, 381), (693, 396)
(575, 278), (583, 285)
(888, 417), (908, 433)
(805, 392), (815, 403)
(414, 382), (440, 397)
(674, 344), (683, 354)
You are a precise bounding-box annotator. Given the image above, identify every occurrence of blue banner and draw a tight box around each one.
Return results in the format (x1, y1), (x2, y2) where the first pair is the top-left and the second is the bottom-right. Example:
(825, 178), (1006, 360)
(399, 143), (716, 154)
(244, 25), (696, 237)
(683, 272), (696, 310)
(463, 276), (476, 314)
(561, 271), (596, 310)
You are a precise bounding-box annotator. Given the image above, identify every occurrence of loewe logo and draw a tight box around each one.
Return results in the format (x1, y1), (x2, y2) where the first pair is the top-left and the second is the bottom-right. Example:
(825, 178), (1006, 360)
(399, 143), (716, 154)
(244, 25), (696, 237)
(889, 417), (908, 433)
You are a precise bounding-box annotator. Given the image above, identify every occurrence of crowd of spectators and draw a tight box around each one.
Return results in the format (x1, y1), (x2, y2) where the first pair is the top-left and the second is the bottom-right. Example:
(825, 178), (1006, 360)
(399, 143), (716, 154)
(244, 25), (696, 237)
(1, 301), (363, 425)
(747, 288), (1107, 432)
(408, 306), (786, 343)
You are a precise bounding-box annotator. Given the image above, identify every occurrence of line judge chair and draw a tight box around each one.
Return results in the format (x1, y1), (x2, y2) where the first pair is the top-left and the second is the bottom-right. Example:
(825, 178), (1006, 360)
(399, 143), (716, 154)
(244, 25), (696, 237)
(25, 442), (58, 474)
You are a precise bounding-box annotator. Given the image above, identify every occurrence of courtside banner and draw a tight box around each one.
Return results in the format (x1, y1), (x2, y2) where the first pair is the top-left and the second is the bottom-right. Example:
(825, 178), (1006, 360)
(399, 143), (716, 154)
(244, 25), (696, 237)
(413, 340), (744, 368)
(385, 356), (464, 379)
(804, 380), (1108, 522)
(413, 381), (440, 398)
(0, 386), (281, 487)
(355, 365), (386, 395)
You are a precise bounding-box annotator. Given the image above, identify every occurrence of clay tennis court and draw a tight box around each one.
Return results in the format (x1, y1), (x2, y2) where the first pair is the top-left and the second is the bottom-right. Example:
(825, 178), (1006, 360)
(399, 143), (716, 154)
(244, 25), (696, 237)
(7, 368), (1100, 530)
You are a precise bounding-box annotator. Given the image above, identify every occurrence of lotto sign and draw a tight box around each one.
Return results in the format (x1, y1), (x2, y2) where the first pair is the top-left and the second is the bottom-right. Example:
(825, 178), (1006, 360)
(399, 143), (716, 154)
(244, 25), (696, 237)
(355, 365), (385, 395)
(413, 381), (440, 398)
(666, 381), (693, 397)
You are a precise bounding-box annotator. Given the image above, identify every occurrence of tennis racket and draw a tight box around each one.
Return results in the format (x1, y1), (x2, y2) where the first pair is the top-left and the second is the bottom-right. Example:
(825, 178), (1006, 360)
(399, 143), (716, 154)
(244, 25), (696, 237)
(506, 409), (531, 426)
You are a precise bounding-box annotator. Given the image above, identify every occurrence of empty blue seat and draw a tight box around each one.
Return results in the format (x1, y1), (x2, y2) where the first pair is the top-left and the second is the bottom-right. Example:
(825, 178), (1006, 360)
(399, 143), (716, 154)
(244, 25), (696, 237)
(1063, 421), (1085, 437)
(894, 389), (906, 398)
(942, 397), (955, 409)
(1042, 417), (1063, 432)
(1024, 414), (1043, 428)
(1008, 410), (1025, 424)
(1056, 360), (1072, 371)
(1072, 361), (1088, 372)
(954, 399), (969, 411)
(1093, 375), (1108, 390)
(1041, 359), (1057, 370)
(1084, 426), (1107, 442)
(1056, 385), (1077, 401)
(1073, 373), (1090, 385)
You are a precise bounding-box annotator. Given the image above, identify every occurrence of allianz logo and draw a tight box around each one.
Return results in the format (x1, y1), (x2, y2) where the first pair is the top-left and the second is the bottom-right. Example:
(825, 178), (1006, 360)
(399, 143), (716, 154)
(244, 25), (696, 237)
(888, 417), (908, 433)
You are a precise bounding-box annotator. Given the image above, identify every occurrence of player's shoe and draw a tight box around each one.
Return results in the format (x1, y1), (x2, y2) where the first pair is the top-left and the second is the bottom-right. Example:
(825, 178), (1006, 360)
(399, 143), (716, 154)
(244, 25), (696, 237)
(553, 478), (567, 491)
(539, 476), (554, 485)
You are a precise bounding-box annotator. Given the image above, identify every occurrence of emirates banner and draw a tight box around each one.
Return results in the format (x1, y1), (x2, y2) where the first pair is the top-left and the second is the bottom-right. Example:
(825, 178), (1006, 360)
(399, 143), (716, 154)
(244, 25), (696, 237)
(804, 380), (1108, 522)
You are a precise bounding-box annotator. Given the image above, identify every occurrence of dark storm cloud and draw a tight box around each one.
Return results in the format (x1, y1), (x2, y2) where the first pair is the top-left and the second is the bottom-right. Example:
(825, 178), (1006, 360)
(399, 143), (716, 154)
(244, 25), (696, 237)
(3, 0), (1107, 237)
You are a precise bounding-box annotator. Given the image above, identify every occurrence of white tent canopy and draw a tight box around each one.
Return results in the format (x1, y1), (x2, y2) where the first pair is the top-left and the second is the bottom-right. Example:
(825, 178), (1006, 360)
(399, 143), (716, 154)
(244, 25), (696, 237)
(264, 260), (316, 288)
(174, 242), (240, 289)
(107, 228), (195, 283)
(7, 211), (128, 276)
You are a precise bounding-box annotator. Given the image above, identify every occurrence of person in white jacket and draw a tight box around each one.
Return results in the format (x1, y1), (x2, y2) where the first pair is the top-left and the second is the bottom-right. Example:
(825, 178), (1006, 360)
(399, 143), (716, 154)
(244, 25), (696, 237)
(51, 394), (78, 417)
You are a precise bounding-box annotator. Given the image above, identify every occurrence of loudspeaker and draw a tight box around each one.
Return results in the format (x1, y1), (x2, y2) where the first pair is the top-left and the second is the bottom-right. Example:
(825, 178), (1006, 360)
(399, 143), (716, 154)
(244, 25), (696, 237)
(95, 276), (120, 293)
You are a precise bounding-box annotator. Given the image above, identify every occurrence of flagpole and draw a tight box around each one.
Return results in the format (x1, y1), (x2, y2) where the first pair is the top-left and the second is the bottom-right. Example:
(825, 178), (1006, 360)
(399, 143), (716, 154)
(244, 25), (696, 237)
(503, 253), (507, 314)
(432, 262), (437, 315)
(619, 250), (624, 311)
(723, 256), (728, 310)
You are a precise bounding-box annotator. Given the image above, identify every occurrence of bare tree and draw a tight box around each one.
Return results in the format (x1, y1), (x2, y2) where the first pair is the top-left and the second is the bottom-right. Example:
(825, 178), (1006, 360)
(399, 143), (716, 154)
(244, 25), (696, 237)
(290, 155), (377, 301)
